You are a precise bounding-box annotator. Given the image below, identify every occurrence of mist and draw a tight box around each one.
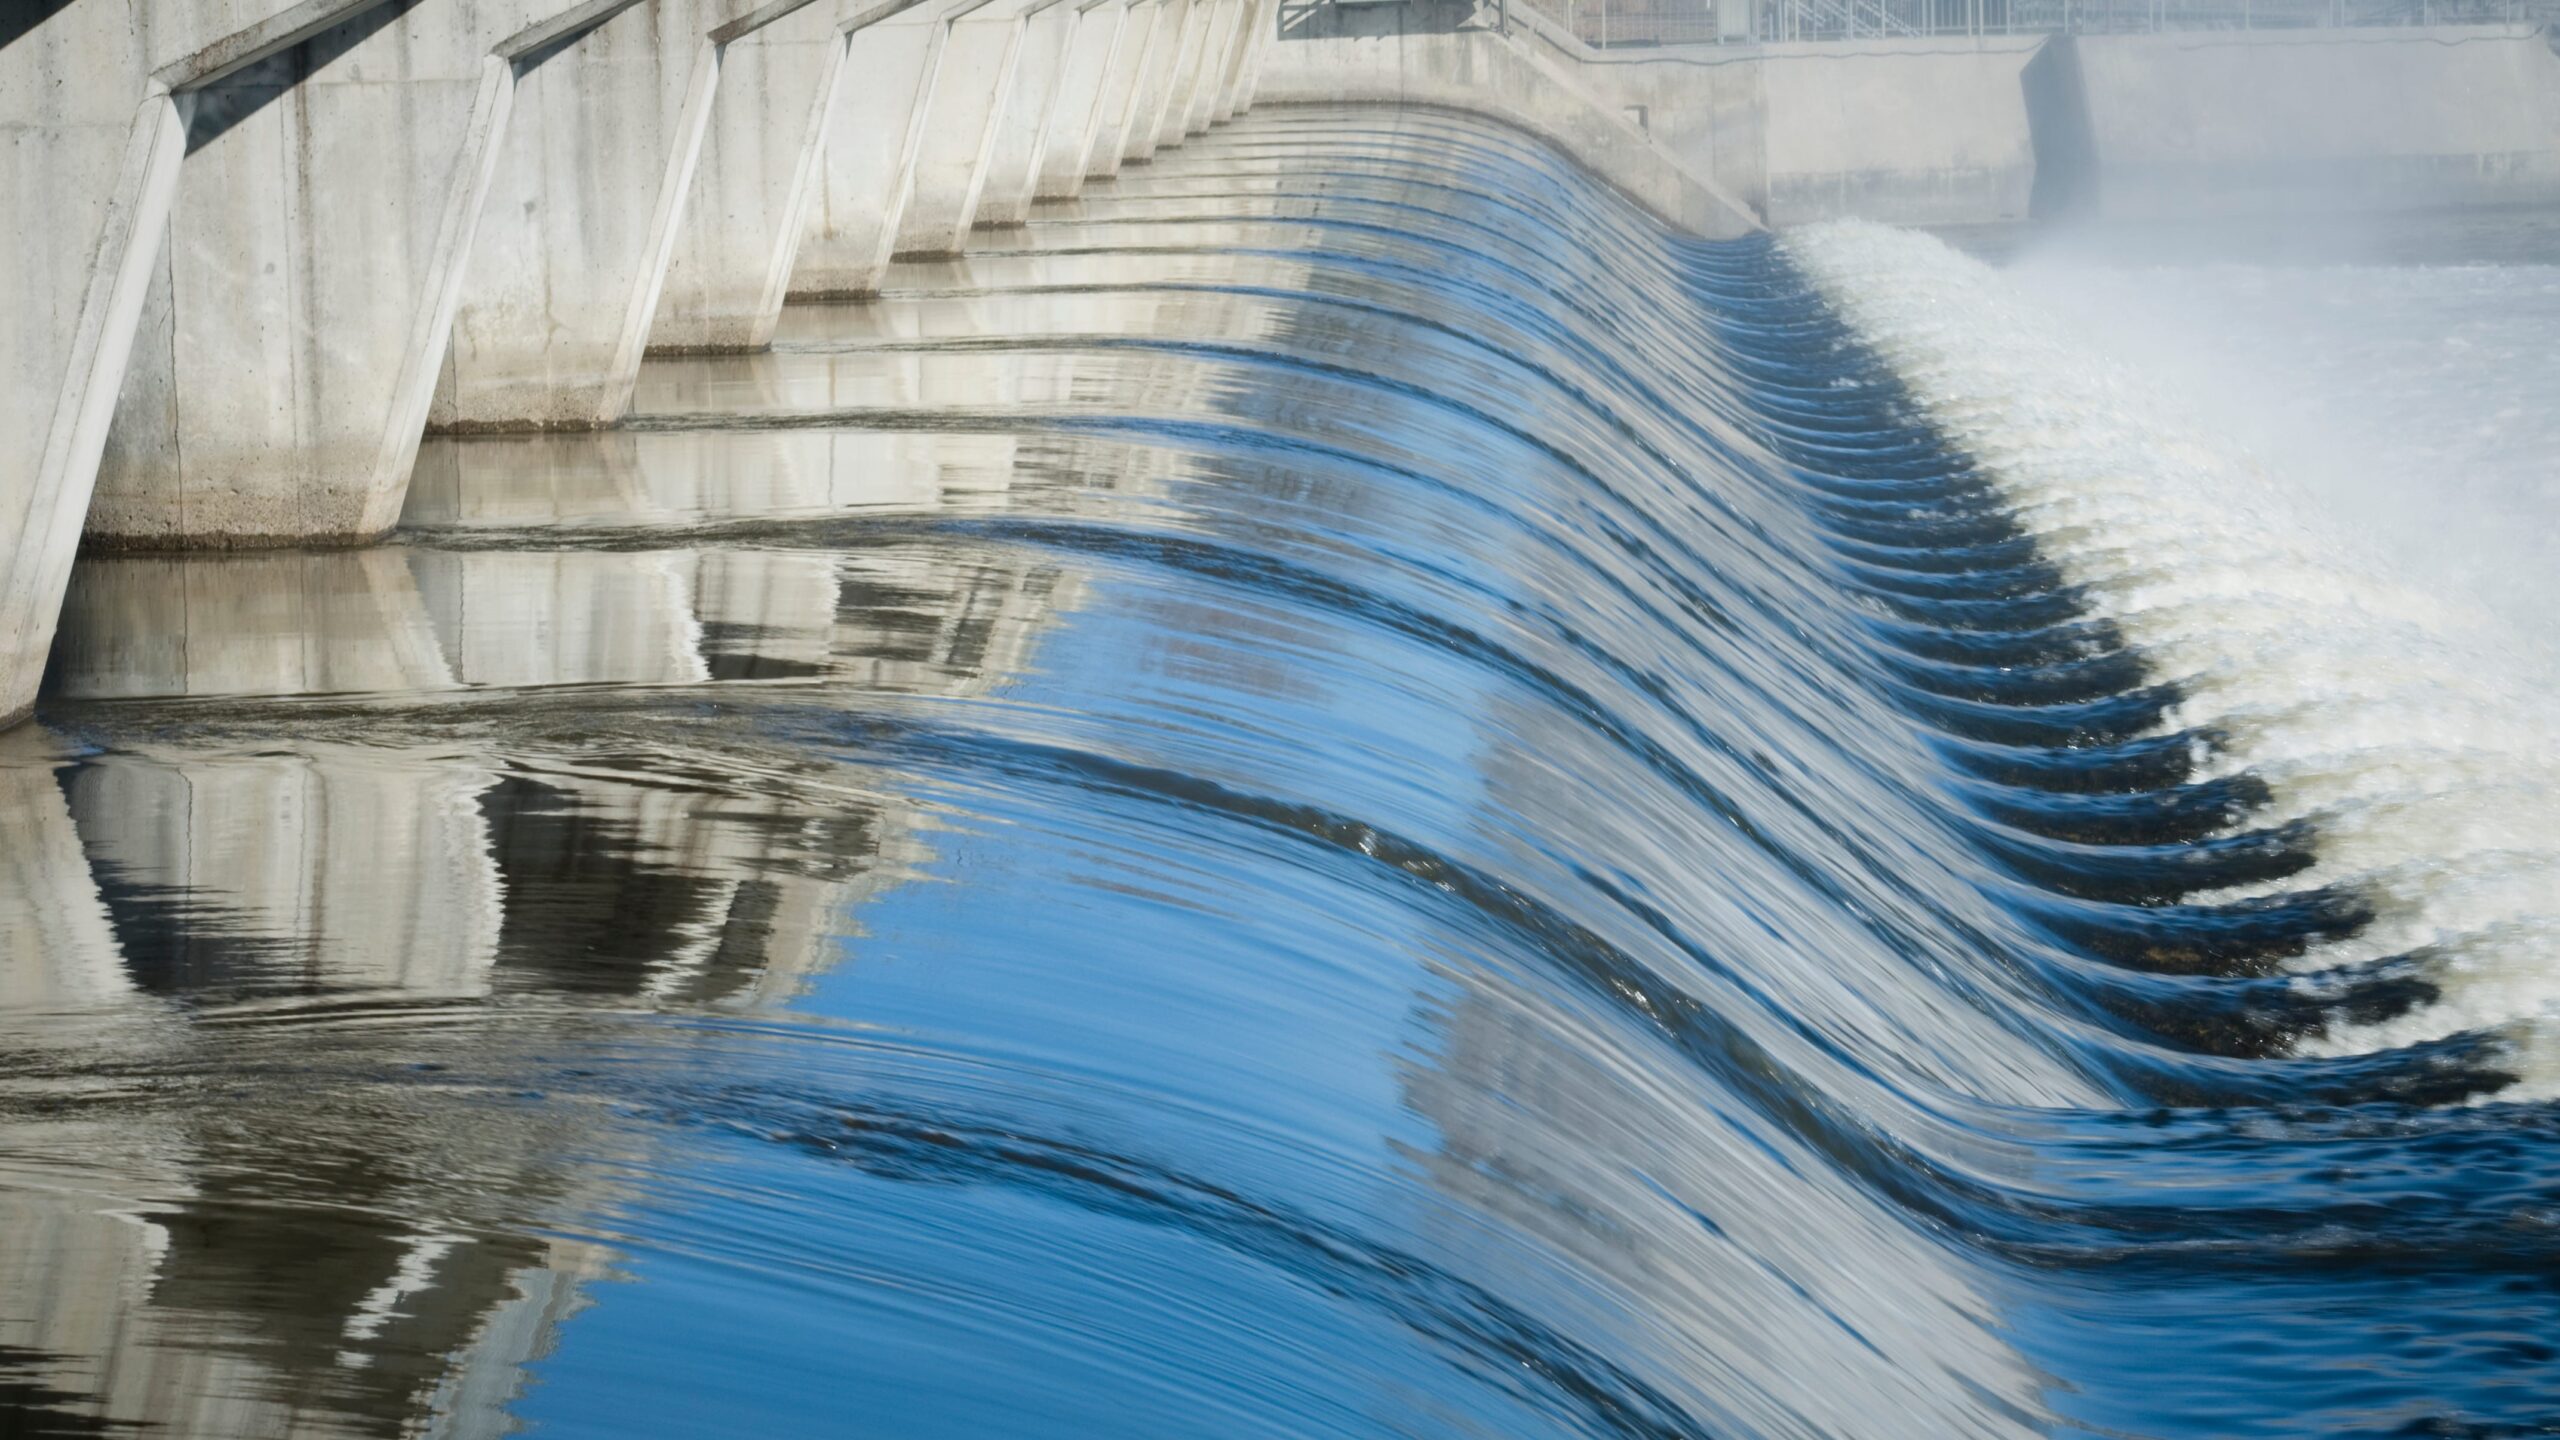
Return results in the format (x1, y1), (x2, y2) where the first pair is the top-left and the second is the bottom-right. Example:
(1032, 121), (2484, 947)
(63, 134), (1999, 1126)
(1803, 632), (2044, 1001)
(1985, 213), (2560, 666)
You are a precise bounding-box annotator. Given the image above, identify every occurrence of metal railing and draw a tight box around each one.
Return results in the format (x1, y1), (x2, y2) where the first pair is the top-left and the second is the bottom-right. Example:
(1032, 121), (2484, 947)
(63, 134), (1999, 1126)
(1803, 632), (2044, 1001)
(1534, 0), (2560, 45)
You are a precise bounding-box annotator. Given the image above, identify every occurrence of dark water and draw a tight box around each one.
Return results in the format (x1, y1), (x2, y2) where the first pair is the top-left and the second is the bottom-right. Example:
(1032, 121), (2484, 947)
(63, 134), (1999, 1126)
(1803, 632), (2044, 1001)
(4, 107), (2556, 1438)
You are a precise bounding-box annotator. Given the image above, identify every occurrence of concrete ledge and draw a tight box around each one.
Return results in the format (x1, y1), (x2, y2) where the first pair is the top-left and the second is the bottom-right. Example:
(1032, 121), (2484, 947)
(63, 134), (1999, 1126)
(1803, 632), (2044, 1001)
(1256, 25), (1761, 237)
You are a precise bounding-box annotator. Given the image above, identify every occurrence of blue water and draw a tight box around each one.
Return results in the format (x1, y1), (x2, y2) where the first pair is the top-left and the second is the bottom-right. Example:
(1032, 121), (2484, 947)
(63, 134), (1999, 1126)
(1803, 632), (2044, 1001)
(3, 107), (2555, 1438)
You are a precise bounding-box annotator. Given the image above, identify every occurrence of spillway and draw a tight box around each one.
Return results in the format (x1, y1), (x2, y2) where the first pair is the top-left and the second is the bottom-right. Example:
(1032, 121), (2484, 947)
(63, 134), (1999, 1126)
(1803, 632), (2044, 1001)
(3, 106), (2555, 1439)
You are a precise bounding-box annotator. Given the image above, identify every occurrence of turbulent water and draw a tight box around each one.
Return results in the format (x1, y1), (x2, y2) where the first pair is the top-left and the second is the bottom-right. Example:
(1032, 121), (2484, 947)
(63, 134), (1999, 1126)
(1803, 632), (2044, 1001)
(4, 107), (2557, 1439)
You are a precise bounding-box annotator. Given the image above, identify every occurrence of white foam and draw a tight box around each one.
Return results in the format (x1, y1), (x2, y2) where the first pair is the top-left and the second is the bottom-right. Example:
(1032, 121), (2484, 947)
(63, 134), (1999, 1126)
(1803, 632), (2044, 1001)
(1786, 221), (2560, 1095)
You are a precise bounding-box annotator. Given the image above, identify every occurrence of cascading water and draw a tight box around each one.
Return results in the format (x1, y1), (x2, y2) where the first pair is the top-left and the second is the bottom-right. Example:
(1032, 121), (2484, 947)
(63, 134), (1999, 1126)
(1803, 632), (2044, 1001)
(1, 106), (2553, 1439)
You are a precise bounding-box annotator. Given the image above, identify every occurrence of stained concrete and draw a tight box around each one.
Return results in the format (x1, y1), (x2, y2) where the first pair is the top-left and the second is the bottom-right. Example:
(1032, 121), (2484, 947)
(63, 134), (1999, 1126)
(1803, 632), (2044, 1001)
(431, 1), (756, 432)
(1085, 0), (1163, 177)
(88, 4), (591, 549)
(1120, 0), (1191, 162)
(891, 0), (1026, 255)
(789, 6), (947, 296)
(974, 0), (1080, 226)
(649, 1), (868, 353)
(1034, 0), (1132, 198)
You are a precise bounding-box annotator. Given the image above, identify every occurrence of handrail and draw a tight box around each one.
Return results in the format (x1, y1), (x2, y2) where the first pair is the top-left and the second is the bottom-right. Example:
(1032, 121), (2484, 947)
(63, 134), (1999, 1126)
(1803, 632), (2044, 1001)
(1512, 0), (2557, 47)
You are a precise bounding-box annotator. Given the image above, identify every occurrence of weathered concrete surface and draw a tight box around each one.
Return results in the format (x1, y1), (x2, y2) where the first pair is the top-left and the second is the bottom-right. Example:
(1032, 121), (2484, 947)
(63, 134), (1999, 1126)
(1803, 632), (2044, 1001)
(2053, 26), (2560, 216)
(892, 1), (1027, 254)
(1756, 37), (2037, 224)
(790, 7), (947, 296)
(1230, 0), (1277, 112)
(88, 3), (609, 551)
(650, 1), (870, 353)
(1, 6), (186, 722)
(1034, 0), (1132, 197)
(1085, 0), (1163, 176)
(1256, 21), (1762, 237)
(1151, 0), (1214, 146)
(431, 0), (779, 433)
(1176, 0), (1239, 136)
(1210, 0), (1266, 121)
(974, 0), (1080, 226)
(1120, 0), (1192, 161)
(5, 1), (539, 712)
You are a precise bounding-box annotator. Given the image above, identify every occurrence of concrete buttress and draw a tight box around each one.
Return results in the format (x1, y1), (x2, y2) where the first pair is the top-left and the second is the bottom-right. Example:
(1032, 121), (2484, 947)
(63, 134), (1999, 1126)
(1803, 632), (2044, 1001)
(649, 0), (893, 353)
(1210, 0), (1267, 121)
(1145, 0), (1208, 150)
(1034, 0), (1131, 199)
(1176, 0), (1236, 136)
(429, 0), (788, 433)
(1083, 0), (1160, 177)
(1119, 0), (1190, 163)
(789, 6), (947, 297)
(972, 0), (1080, 227)
(890, 0), (1026, 255)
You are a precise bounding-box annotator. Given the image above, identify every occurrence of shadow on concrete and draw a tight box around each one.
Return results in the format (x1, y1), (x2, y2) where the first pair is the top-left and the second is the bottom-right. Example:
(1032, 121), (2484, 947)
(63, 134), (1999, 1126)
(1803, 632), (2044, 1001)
(184, 0), (427, 155)
(2021, 35), (2096, 220)
(0, 0), (81, 54)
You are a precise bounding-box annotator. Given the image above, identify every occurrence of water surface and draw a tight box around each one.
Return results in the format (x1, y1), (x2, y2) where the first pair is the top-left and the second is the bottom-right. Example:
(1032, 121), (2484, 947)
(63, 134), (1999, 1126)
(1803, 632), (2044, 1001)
(4, 108), (2556, 1439)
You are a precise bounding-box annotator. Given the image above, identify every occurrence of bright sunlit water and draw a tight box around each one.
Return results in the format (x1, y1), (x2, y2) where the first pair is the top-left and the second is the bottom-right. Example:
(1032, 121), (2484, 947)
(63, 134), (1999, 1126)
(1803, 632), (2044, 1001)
(3, 109), (2557, 1439)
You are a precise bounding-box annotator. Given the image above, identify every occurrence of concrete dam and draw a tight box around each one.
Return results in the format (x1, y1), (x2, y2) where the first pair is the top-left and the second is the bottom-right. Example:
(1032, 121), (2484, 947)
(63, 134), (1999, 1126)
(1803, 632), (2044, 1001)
(10, 1), (2560, 1437)
(8, 1), (2560, 732)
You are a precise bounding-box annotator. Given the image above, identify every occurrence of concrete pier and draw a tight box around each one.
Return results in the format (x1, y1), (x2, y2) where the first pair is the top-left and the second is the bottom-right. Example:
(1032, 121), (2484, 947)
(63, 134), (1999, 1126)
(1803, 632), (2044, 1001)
(1120, 0), (1192, 163)
(1084, 0), (1164, 178)
(891, 0), (1027, 255)
(789, 5), (948, 297)
(1034, 0), (1133, 198)
(973, 0), (1082, 227)
(649, 1), (871, 353)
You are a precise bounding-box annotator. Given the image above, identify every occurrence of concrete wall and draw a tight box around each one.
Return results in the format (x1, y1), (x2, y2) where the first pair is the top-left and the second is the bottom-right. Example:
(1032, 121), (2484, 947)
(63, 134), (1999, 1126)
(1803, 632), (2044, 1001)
(975, 0), (1082, 226)
(2054, 26), (2560, 217)
(1253, 18), (1762, 237)
(649, 1), (862, 352)
(1757, 38), (2038, 225)
(1261, 10), (2036, 231)
(87, 2), (562, 550)
(1262, 17), (2560, 227)
(789, 7), (946, 296)
(1085, 0), (1164, 175)
(1033, 0), (1132, 197)
(892, 1), (1027, 254)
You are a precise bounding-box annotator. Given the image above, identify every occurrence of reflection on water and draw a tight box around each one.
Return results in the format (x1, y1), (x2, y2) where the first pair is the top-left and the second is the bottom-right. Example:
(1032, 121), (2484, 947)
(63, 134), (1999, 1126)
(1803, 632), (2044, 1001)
(9, 403), (1074, 1433)
(6, 108), (2556, 1440)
